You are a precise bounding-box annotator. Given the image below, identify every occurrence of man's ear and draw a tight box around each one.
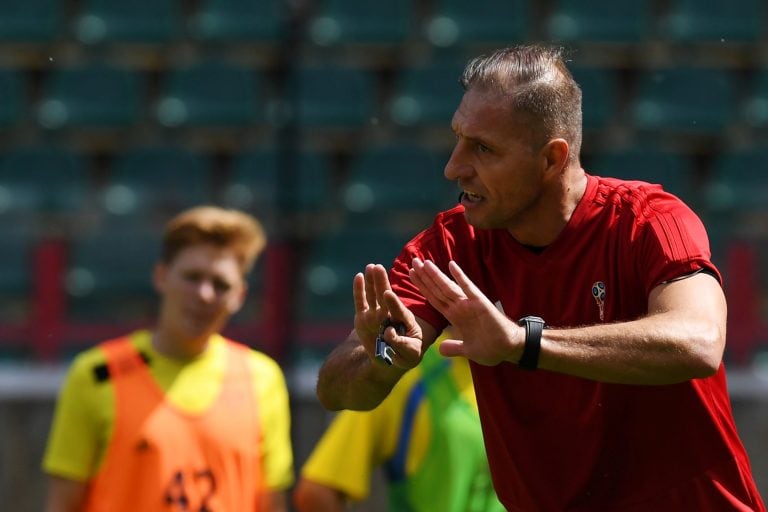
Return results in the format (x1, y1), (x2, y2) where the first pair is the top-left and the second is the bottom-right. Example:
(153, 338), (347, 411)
(541, 138), (570, 175)
(152, 263), (167, 294)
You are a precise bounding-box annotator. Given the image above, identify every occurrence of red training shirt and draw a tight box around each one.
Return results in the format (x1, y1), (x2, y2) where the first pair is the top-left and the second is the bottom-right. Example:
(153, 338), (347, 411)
(390, 174), (765, 511)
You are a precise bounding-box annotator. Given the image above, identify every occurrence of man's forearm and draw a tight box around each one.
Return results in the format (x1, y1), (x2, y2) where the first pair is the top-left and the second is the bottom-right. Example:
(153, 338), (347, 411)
(316, 336), (406, 411)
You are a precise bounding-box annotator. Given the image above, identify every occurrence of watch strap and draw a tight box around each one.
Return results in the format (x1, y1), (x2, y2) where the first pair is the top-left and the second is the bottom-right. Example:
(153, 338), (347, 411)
(518, 316), (545, 370)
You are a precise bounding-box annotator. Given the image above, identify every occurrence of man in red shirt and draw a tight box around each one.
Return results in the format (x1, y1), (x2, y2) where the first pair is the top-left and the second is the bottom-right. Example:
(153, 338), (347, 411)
(316, 45), (765, 511)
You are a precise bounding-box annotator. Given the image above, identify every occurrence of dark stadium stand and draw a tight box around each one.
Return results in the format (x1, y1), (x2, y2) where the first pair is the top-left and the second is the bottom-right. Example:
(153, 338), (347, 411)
(0, 0), (62, 42)
(546, 0), (654, 43)
(189, 0), (286, 44)
(73, 0), (183, 44)
(0, 69), (24, 128)
(0, 0), (764, 370)
(36, 63), (144, 129)
(305, 0), (416, 47)
(154, 60), (265, 128)
(342, 144), (455, 217)
(424, 0), (530, 48)
(630, 66), (738, 136)
(102, 146), (212, 217)
(0, 145), (92, 216)
(387, 55), (468, 129)
(660, 0), (765, 43)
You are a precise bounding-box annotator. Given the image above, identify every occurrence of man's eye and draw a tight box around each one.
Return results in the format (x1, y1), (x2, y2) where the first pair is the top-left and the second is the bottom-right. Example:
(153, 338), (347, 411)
(213, 280), (231, 293)
(184, 272), (202, 283)
(477, 143), (490, 153)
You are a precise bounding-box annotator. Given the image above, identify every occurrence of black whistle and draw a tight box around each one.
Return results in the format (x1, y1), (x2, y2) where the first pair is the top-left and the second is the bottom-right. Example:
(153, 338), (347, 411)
(374, 318), (406, 365)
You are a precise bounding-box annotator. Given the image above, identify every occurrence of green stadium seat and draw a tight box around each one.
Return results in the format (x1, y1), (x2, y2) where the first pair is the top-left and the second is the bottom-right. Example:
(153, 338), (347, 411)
(586, 147), (696, 204)
(630, 67), (736, 135)
(705, 148), (768, 213)
(36, 64), (143, 129)
(343, 145), (455, 215)
(298, 225), (412, 322)
(0, 227), (35, 322)
(295, 64), (377, 128)
(740, 70), (768, 129)
(570, 66), (619, 131)
(388, 57), (466, 128)
(66, 223), (160, 322)
(102, 147), (212, 216)
(424, 0), (529, 47)
(190, 0), (285, 43)
(660, 0), (764, 43)
(155, 61), (263, 127)
(0, 0), (62, 42)
(306, 0), (414, 46)
(0, 146), (90, 214)
(74, 0), (182, 44)
(546, 0), (654, 42)
(222, 148), (334, 219)
(0, 69), (24, 128)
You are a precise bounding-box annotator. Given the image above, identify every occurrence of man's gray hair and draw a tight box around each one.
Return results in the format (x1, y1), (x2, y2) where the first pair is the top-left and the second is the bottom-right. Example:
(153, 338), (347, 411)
(460, 45), (583, 162)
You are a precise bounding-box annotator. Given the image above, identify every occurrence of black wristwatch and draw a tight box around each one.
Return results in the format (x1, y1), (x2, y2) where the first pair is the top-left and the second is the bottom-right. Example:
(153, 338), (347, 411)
(517, 316), (546, 370)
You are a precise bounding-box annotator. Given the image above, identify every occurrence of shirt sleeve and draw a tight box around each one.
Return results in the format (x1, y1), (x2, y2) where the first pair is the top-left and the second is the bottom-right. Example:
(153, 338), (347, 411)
(248, 351), (295, 491)
(42, 348), (111, 481)
(300, 369), (420, 502)
(635, 189), (721, 296)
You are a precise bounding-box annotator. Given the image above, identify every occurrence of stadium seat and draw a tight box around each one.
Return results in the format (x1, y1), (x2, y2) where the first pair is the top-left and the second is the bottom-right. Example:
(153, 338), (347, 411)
(0, 0), (62, 42)
(0, 68), (24, 128)
(342, 144), (455, 215)
(298, 224), (412, 322)
(629, 67), (736, 135)
(388, 57), (466, 128)
(222, 148), (335, 221)
(705, 148), (768, 213)
(546, 0), (654, 42)
(155, 61), (263, 127)
(294, 64), (377, 128)
(586, 146), (696, 204)
(306, 0), (414, 46)
(190, 0), (285, 43)
(570, 66), (620, 131)
(102, 147), (212, 217)
(424, 0), (529, 47)
(74, 0), (182, 44)
(0, 146), (90, 214)
(36, 64), (143, 129)
(740, 70), (768, 129)
(660, 0), (764, 43)
(66, 222), (161, 322)
(0, 227), (35, 323)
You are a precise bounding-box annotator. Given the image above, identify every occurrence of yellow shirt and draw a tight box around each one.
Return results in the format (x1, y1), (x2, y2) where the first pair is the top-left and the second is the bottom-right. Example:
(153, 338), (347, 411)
(43, 330), (294, 491)
(300, 352), (476, 502)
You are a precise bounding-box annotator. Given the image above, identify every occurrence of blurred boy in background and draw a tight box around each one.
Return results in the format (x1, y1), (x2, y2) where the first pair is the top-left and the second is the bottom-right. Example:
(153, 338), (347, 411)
(43, 206), (293, 512)
(293, 332), (503, 512)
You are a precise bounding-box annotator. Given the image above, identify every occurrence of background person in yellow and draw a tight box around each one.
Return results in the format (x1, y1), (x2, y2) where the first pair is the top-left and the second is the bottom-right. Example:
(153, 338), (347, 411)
(42, 206), (293, 512)
(293, 333), (503, 512)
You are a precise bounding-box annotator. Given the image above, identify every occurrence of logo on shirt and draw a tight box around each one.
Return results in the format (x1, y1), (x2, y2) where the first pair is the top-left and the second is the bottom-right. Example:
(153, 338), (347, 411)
(591, 281), (606, 321)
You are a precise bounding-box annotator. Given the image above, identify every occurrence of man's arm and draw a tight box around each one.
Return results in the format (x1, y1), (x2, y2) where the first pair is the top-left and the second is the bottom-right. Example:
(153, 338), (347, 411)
(292, 479), (347, 512)
(260, 490), (288, 512)
(316, 264), (439, 411)
(411, 258), (726, 385)
(45, 476), (88, 512)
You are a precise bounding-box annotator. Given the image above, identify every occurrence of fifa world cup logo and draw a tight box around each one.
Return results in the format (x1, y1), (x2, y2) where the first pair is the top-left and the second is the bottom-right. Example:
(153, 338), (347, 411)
(592, 281), (606, 321)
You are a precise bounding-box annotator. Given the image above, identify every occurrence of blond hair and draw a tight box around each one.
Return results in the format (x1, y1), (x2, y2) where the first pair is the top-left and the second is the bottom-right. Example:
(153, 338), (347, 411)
(162, 205), (266, 275)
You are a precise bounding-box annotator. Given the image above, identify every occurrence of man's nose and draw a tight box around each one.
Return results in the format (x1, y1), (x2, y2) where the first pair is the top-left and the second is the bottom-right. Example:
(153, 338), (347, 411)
(444, 143), (473, 181)
(196, 280), (216, 302)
